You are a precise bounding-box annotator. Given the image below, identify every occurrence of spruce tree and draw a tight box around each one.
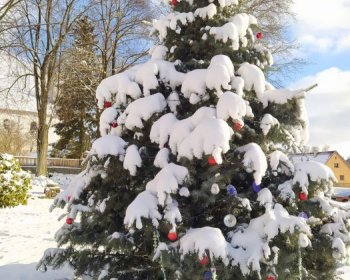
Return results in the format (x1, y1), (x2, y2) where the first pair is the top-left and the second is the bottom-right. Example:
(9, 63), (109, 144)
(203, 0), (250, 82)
(52, 17), (100, 159)
(39, 1), (349, 279)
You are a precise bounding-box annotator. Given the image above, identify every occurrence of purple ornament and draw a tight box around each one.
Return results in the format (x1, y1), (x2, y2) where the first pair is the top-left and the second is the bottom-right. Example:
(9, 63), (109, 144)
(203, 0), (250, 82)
(227, 184), (237, 196)
(298, 212), (308, 220)
(204, 271), (212, 280)
(252, 181), (261, 193)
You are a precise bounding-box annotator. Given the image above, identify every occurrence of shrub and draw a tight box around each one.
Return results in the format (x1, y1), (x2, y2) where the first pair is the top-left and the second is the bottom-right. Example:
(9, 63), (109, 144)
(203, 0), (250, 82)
(0, 154), (32, 208)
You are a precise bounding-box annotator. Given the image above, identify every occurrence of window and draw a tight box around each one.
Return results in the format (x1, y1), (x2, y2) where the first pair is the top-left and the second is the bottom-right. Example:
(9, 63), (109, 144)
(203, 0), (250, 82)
(30, 121), (38, 133)
(340, 175), (345, 181)
(334, 163), (339, 168)
(3, 119), (10, 130)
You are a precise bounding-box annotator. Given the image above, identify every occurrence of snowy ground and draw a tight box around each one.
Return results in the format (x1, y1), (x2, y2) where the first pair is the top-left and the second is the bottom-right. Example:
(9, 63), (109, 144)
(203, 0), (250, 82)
(0, 173), (75, 280)
(1, 173), (350, 279)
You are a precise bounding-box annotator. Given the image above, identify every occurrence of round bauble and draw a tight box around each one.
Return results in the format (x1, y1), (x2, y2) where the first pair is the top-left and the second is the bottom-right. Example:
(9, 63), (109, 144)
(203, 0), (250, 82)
(167, 231), (177, 241)
(208, 156), (217, 166)
(252, 181), (261, 193)
(233, 121), (243, 132)
(199, 255), (209, 266)
(256, 32), (263, 39)
(224, 214), (237, 227)
(227, 184), (237, 196)
(110, 122), (118, 128)
(66, 218), (73, 225)
(104, 101), (112, 108)
(211, 184), (220, 195)
(299, 192), (308, 201)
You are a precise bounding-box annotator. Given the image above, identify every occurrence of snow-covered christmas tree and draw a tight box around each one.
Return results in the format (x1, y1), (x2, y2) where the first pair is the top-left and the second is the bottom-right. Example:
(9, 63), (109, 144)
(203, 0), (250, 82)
(39, 1), (350, 279)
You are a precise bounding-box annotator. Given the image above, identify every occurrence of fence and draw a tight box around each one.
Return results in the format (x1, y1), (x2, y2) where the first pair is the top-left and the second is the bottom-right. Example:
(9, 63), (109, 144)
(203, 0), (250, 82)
(15, 156), (82, 169)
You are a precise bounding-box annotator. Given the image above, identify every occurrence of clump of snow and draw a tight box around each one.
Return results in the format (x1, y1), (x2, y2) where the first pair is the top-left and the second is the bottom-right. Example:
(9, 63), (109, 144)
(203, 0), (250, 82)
(99, 107), (118, 136)
(124, 191), (162, 229)
(332, 237), (347, 259)
(169, 107), (216, 154)
(134, 62), (159, 96)
(231, 76), (245, 96)
(179, 187), (190, 197)
(298, 232), (311, 248)
(293, 160), (336, 192)
(167, 91), (181, 113)
(164, 198), (182, 227)
(146, 163), (188, 206)
(269, 151), (294, 175)
(89, 135), (127, 159)
(236, 143), (267, 185)
(277, 180), (295, 201)
(118, 93), (167, 130)
(210, 23), (239, 50)
(150, 45), (168, 60)
(123, 145), (142, 176)
(260, 114), (279, 135)
(262, 88), (305, 108)
(257, 188), (273, 208)
(154, 148), (170, 168)
(229, 13), (257, 38)
(156, 60), (186, 89)
(181, 69), (208, 104)
(96, 71), (141, 109)
(179, 227), (229, 263)
(217, 91), (247, 122)
(194, 4), (217, 19)
(177, 118), (233, 164)
(153, 12), (195, 42)
(237, 63), (265, 101)
(150, 113), (178, 148)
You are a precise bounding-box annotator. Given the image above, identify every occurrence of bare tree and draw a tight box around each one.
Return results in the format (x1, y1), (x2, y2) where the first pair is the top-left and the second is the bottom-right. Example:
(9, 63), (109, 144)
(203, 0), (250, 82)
(0, 0), (21, 22)
(2, 0), (84, 175)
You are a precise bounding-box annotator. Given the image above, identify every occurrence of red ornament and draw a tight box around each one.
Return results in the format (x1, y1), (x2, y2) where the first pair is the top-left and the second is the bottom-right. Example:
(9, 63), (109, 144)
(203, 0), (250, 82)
(167, 231), (177, 241)
(66, 218), (73, 225)
(171, 0), (177, 6)
(110, 122), (118, 128)
(256, 32), (263, 39)
(299, 192), (308, 201)
(199, 255), (209, 266)
(208, 156), (217, 166)
(266, 276), (275, 280)
(67, 195), (71, 201)
(104, 101), (112, 108)
(233, 121), (243, 132)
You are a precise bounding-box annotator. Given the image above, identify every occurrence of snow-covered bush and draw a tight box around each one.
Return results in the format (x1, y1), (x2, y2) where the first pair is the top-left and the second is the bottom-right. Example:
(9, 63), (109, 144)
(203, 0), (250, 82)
(0, 154), (32, 208)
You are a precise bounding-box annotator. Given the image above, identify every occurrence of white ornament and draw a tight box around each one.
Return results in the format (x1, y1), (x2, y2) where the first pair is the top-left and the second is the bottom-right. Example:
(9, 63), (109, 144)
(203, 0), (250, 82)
(211, 184), (220, 195)
(224, 214), (237, 227)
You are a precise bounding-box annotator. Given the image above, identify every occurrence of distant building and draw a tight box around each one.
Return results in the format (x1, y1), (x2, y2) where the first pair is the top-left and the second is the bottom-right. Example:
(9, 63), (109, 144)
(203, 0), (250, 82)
(291, 151), (350, 187)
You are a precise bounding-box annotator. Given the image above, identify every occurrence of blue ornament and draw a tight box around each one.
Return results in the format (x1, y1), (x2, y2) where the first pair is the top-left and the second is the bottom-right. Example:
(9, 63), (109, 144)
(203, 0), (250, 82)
(252, 181), (261, 193)
(298, 212), (308, 220)
(227, 184), (237, 196)
(204, 271), (212, 280)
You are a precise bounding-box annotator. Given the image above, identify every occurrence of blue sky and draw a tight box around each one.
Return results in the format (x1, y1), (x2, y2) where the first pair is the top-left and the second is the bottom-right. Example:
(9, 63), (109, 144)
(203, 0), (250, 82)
(289, 0), (350, 159)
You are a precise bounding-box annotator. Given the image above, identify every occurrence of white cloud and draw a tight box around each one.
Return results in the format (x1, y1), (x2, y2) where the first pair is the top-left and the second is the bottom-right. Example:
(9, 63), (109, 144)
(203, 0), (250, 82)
(290, 67), (350, 158)
(293, 0), (350, 53)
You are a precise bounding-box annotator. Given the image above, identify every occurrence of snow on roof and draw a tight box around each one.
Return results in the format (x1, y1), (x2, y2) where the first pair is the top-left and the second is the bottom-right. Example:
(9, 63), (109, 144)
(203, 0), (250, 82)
(290, 151), (335, 165)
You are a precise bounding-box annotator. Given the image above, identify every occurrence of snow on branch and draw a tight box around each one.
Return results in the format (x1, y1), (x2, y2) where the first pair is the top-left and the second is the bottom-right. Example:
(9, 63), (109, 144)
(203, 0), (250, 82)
(236, 143), (267, 185)
(124, 191), (162, 229)
(146, 163), (188, 206)
(118, 93), (167, 130)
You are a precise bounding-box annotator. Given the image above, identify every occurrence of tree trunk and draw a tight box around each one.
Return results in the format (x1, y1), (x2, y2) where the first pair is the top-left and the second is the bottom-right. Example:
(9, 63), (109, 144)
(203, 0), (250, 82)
(36, 122), (49, 175)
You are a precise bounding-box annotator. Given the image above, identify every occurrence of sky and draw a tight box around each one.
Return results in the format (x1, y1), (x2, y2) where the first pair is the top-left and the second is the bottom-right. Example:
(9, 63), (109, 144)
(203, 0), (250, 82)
(289, 0), (350, 159)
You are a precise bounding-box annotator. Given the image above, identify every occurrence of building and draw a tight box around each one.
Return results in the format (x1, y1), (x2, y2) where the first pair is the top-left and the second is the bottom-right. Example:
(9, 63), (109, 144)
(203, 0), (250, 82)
(291, 151), (350, 187)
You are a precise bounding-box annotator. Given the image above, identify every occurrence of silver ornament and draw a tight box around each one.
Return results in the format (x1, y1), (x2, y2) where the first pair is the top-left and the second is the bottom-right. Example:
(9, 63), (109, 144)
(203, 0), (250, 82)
(224, 214), (237, 227)
(211, 184), (220, 195)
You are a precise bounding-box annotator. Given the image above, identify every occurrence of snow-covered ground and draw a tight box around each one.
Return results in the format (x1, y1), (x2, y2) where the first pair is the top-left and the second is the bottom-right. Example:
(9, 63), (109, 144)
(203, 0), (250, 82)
(1, 172), (350, 279)
(0, 173), (75, 280)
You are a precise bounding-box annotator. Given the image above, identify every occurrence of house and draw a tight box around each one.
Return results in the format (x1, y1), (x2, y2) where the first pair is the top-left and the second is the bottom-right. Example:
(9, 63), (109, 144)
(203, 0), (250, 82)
(291, 151), (350, 187)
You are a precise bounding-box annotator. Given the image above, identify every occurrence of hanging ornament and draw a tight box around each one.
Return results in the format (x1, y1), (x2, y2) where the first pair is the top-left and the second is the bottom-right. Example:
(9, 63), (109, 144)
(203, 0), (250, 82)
(66, 217), (73, 225)
(110, 122), (118, 128)
(266, 275), (275, 280)
(299, 192), (308, 201)
(167, 231), (177, 241)
(233, 121), (243, 132)
(256, 32), (263, 40)
(171, 0), (177, 6)
(252, 181), (261, 193)
(224, 214), (237, 227)
(204, 270), (212, 280)
(226, 184), (237, 196)
(298, 211), (308, 220)
(104, 101), (112, 108)
(211, 184), (220, 195)
(199, 255), (209, 266)
(208, 156), (217, 166)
